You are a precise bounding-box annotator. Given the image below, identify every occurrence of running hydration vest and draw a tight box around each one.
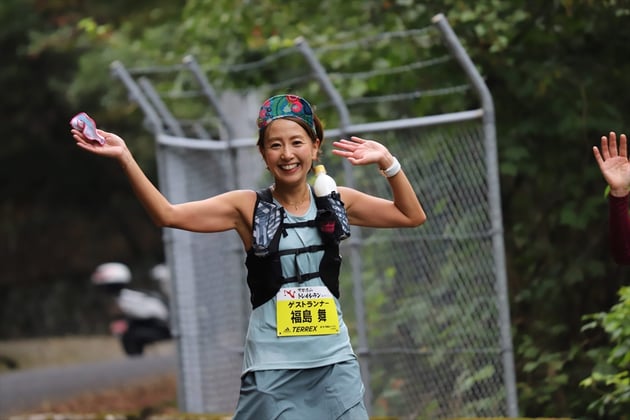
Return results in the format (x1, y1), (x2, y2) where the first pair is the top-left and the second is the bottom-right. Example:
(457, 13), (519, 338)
(245, 187), (351, 309)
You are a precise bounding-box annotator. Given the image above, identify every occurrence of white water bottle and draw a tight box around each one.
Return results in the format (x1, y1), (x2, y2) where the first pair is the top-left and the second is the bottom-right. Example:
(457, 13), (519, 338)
(313, 164), (337, 196)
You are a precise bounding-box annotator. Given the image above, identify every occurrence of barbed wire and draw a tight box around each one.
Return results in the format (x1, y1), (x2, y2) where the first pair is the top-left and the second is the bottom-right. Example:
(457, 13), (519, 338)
(124, 27), (469, 117)
(330, 55), (451, 81)
(128, 63), (185, 75)
(189, 27), (438, 76)
(314, 26), (435, 53)
(342, 85), (471, 106)
(208, 46), (300, 74)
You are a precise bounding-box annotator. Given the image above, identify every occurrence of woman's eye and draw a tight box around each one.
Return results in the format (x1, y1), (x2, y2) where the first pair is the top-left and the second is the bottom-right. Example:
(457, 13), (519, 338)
(269, 143), (281, 149)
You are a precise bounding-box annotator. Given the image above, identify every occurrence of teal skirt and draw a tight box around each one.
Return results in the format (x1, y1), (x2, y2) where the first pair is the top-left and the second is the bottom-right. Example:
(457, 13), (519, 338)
(233, 359), (368, 420)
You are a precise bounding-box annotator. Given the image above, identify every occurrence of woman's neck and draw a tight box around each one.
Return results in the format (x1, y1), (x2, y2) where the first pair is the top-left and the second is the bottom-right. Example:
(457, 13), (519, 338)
(271, 184), (310, 211)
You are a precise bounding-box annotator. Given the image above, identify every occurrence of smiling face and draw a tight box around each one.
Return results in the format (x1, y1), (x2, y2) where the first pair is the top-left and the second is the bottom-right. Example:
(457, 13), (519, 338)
(260, 118), (320, 186)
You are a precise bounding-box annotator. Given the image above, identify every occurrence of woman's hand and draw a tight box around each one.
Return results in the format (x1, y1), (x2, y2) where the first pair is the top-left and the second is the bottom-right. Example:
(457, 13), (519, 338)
(331, 136), (394, 169)
(71, 128), (127, 159)
(593, 132), (630, 197)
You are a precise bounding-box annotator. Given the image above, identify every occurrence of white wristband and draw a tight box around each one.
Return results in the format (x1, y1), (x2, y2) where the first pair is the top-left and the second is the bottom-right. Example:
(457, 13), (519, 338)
(380, 157), (401, 178)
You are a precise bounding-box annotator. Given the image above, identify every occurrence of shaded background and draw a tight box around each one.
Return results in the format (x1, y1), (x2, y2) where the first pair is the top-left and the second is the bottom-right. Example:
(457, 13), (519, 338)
(2, 0), (630, 417)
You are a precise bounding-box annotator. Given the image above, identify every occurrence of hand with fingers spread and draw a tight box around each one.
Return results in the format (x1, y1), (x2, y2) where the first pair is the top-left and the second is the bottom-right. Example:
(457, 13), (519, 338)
(595, 131), (630, 265)
(331, 136), (395, 170)
(593, 132), (630, 197)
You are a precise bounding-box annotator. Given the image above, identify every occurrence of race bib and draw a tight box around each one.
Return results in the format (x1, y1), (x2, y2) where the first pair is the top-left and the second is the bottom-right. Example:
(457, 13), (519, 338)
(276, 286), (340, 336)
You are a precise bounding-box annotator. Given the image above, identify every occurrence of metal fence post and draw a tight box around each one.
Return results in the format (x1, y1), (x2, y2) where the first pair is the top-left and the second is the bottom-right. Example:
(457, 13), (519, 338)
(110, 61), (163, 134)
(432, 13), (519, 417)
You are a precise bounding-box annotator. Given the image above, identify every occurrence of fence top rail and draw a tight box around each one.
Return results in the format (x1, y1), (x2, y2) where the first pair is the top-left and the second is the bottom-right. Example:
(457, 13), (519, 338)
(157, 109), (483, 150)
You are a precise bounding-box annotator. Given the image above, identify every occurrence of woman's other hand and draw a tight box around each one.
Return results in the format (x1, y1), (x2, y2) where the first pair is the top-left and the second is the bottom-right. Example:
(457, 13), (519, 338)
(593, 132), (630, 197)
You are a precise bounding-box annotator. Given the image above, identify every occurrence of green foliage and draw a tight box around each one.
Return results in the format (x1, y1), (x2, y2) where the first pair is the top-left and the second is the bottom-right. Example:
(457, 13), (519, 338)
(581, 286), (630, 417)
(516, 334), (581, 415)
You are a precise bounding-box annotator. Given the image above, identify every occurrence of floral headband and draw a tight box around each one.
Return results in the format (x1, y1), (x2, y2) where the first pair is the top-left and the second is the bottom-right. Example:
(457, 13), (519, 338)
(257, 94), (316, 135)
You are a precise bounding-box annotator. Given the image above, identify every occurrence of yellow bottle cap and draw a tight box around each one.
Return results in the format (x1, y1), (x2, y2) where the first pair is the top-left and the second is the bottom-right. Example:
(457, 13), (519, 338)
(314, 165), (326, 175)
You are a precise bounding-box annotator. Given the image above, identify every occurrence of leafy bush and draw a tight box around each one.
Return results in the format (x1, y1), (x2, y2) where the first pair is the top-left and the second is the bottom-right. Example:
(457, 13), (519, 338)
(581, 286), (630, 417)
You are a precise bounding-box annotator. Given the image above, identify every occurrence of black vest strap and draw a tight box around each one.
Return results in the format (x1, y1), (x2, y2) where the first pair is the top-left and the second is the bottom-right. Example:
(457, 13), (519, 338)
(277, 244), (325, 257)
(280, 271), (320, 284)
(284, 220), (317, 228)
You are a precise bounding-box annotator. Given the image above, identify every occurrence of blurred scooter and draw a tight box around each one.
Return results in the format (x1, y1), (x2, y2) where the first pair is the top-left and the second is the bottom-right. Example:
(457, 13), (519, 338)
(91, 262), (171, 356)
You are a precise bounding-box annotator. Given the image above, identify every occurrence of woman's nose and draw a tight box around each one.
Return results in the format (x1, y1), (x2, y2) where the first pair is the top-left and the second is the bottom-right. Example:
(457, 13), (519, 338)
(281, 146), (294, 159)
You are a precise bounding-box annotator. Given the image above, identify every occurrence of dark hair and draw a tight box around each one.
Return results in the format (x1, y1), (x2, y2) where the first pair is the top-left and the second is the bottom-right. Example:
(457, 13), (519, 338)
(257, 115), (325, 159)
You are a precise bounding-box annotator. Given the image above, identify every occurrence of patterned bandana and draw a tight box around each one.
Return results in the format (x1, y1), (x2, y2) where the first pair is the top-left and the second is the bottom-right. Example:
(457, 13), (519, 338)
(257, 94), (316, 135)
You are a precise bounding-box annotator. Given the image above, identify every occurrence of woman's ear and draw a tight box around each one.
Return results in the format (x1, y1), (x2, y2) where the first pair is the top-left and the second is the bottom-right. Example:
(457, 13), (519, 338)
(259, 147), (270, 168)
(312, 138), (321, 159)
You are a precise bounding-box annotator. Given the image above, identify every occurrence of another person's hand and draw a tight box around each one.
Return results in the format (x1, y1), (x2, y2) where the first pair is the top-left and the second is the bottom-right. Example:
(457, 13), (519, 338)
(593, 131), (630, 197)
(71, 128), (127, 159)
(331, 136), (394, 169)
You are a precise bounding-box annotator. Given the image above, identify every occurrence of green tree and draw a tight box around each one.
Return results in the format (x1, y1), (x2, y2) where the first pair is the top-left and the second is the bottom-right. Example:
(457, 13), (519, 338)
(0, 0), (168, 336)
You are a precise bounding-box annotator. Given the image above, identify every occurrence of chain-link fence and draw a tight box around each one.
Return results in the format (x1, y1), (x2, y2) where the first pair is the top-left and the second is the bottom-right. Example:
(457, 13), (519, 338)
(113, 13), (517, 419)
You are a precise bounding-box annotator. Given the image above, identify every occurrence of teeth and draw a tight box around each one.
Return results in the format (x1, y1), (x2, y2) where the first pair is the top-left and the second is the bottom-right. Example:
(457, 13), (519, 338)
(281, 163), (298, 170)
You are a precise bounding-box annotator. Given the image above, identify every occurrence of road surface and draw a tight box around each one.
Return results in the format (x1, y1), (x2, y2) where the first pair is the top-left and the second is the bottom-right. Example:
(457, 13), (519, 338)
(0, 352), (177, 418)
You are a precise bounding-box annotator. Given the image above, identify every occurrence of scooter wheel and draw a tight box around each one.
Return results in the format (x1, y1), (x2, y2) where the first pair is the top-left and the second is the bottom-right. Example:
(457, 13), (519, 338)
(121, 333), (144, 356)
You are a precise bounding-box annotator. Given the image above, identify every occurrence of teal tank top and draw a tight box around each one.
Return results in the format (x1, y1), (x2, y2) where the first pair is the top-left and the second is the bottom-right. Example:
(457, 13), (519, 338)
(241, 191), (357, 374)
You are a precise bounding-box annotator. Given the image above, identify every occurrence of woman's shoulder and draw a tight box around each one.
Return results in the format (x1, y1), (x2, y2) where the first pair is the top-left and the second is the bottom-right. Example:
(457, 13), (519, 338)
(215, 189), (258, 217)
(214, 188), (257, 203)
(223, 190), (259, 249)
(337, 186), (361, 204)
